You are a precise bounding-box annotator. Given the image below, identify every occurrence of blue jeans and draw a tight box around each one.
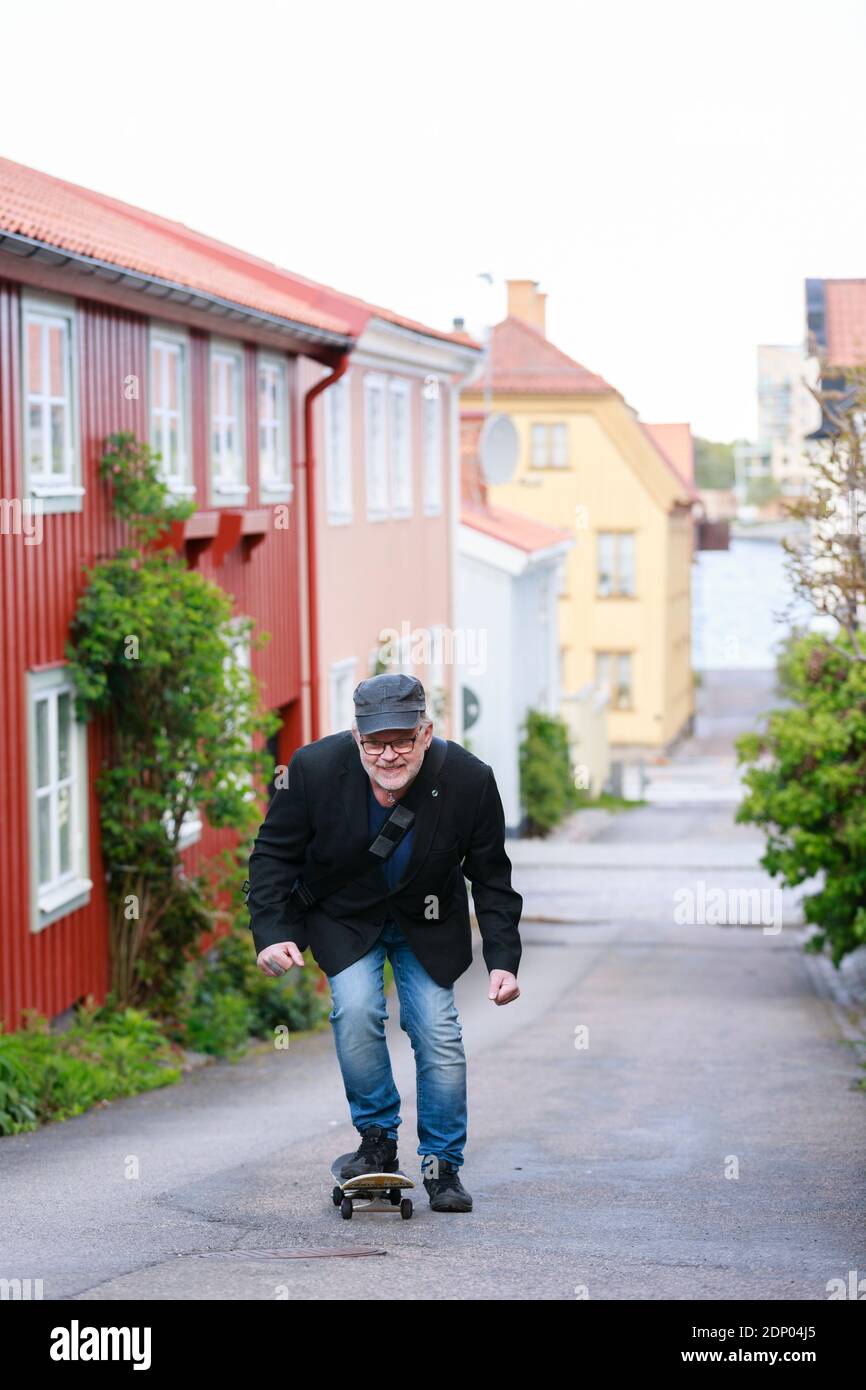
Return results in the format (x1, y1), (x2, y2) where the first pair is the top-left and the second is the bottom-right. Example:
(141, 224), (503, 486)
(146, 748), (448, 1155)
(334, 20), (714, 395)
(326, 919), (468, 1167)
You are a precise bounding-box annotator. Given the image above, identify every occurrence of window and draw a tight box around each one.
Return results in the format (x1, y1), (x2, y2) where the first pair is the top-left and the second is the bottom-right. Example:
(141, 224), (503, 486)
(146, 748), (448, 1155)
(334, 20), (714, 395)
(163, 622), (253, 849)
(215, 619), (254, 806)
(330, 657), (357, 733)
(162, 767), (203, 851)
(597, 532), (636, 597)
(210, 340), (248, 506)
(530, 421), (569, 468)
(422, 379), (443, 514)
(389, 378), (412, 517)
(596, 652), (633, 710)
(21, 292), (83, 513)
(325, 373), (352, 523)
(27, 668), (92, 930)
(150, 325), (193, 495)
(365, 374), (388, 518)
(257, 353), (292, 502)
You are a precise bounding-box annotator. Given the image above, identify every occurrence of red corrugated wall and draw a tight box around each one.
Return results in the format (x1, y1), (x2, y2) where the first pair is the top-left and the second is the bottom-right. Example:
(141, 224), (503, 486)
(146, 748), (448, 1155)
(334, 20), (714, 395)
(0, 277), (303, 1030)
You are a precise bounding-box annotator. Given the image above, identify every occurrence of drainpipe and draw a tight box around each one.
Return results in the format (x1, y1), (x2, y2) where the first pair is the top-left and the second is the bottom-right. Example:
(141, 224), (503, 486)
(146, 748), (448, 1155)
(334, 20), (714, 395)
(448, 343), (487, 745)
(302, 354), (350, 741)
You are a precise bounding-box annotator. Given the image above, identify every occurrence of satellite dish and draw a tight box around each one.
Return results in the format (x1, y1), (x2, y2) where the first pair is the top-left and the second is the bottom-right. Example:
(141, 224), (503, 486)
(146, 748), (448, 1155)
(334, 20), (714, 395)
(479, 412), (519, 486)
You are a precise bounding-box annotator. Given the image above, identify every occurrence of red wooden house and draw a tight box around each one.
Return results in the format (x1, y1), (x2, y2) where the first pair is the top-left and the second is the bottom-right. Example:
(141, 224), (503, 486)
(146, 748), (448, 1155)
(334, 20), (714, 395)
(0, 157), (373, 1032)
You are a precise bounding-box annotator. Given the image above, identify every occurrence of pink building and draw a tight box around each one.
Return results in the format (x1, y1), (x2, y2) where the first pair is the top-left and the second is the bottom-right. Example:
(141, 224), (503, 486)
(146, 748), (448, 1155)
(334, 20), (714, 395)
(289, 289), (482, 738)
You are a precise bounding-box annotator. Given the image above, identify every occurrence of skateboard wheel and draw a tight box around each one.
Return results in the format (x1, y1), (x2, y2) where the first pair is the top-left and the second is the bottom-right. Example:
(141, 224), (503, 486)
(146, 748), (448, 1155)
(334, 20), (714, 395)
(400, 1198), (413, 1219)
(388, 1188), (401, 1204)
(332, 1186), (343, 1206)
(340, 1197), (353, 1220)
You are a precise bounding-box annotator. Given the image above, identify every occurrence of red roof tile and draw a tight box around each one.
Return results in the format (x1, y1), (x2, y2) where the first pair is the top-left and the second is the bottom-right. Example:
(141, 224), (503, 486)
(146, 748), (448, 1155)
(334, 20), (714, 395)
(0, 156), (479, 351)
(823, 280), (866, 366)
(643, 422), (695, 485)
(275, 265), (481, 350)
(638, 420), (699, 502)
(461, 502), (573, 553)
(463, 315), (615, 396)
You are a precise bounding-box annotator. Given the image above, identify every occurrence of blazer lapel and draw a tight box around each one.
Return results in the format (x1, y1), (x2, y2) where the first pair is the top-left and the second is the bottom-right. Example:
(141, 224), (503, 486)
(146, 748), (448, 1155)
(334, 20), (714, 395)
(339, 743), (374, 860)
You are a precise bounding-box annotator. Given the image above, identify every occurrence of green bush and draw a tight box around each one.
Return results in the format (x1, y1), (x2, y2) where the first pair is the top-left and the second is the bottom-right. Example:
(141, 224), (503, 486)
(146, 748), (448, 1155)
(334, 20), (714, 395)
(169, 920), (330, 1057)
(0, 1003), (182, 1135)
(518, 709), (583, 836)
(736, 631), (866, 965)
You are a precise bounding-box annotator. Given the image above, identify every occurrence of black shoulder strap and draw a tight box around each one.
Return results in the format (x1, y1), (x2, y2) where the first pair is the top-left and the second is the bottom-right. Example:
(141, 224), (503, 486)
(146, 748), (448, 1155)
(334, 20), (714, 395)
(243, 736), (449, 912)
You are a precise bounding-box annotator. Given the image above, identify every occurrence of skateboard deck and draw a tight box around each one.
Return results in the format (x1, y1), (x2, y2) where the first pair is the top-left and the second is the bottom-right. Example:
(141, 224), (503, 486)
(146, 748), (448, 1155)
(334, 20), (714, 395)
(330, 1152), (415, 1220)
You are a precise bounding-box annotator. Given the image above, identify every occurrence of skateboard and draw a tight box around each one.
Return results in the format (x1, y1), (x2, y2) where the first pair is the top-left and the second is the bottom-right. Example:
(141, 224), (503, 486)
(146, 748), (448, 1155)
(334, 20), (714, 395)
(330, 1152), (415, 1220)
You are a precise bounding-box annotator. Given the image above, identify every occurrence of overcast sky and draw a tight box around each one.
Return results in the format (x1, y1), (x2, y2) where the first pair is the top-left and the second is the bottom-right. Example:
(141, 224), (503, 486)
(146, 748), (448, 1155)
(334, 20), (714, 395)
(3, 0), (866, 440)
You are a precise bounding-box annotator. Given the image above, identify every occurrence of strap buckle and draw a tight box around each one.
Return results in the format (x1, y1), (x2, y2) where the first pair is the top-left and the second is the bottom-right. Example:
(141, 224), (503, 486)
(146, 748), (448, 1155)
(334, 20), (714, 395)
(369, 804), (415, 859)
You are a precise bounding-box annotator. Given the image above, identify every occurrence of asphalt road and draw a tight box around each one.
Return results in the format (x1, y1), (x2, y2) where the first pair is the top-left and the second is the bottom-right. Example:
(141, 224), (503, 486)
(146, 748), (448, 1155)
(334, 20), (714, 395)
(2, 670), (864, 1300)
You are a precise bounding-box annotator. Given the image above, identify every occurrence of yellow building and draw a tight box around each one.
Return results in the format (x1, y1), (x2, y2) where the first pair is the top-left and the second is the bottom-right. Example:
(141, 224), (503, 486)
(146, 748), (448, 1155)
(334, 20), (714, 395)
(463, 280), (695, 751)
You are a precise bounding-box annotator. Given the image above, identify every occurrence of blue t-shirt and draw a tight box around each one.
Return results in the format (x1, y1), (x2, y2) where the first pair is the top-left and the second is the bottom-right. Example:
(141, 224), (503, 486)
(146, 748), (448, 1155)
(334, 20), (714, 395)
(367, 781), (415, 896)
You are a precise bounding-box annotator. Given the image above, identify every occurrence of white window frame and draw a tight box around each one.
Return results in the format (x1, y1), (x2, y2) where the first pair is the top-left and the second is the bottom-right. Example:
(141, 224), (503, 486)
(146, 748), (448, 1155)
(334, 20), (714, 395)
(325, 372), (352, 524)
(257, 351), (293, 504)
(209, 339), (249, 507)
(219, 618), (255, 803)
(365, 373), (388, 520)
(388, 377), (413, 518)
(422, 379), (443, 515)
(551, 422), (568, 467)
(597, 531), (636, 597)
(162, 621), (254, 850)
(596, 651), (634, 710)
(330, 656), (358, 734)
(21, 290), (84, 514)
(530, 421), (569, 469)
(27, 667), (92, 931)
(162, 766), (203, 851)
(149, 323), (194, 497)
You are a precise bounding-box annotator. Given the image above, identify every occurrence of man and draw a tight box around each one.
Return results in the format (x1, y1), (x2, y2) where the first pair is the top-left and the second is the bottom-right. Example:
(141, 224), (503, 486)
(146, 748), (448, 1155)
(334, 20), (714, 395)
(246, 672), (523, 1213)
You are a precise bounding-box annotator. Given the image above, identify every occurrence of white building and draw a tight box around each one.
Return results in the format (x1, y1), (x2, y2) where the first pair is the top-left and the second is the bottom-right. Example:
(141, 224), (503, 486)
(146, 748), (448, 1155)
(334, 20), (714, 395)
(456, 411), (580, 831)
(756, 345), (821, 496)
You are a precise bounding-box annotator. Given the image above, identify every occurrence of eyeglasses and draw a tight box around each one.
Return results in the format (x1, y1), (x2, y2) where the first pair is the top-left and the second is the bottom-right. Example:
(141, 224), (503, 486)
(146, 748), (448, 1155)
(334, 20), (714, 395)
(360, 732), (420, 757)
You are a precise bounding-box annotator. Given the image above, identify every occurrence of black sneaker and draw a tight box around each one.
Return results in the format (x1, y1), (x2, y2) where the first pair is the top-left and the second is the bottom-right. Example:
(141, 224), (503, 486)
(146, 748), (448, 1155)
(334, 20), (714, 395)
(339, 1124), (399, 1179)
(422, 1158), (473, 1212)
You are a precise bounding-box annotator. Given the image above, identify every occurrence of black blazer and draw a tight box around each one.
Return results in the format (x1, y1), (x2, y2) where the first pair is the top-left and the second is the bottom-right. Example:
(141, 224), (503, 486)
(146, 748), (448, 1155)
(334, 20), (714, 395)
(246, 730), (523, 987)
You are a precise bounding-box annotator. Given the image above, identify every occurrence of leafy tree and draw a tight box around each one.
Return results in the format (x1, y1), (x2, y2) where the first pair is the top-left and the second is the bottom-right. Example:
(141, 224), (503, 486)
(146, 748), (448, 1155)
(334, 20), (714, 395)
(781, 364), (866, 653)
(737, 365), (866, 964)
(66, 433), (280, 1010)
(736, 633), (866, 963)
(694, 436), (736, 490)
(745, 475), (782, 507)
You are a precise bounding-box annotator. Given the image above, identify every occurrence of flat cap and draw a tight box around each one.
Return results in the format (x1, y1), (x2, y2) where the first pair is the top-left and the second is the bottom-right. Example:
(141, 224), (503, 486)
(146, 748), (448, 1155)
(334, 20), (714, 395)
(353, 672), (427, 735)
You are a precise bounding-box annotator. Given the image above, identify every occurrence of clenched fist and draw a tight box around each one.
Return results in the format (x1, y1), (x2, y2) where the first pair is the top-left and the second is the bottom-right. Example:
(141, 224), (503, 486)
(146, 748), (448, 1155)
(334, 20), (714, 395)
(257, 942), (306, 977)
(488, 969), (520, 1005)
